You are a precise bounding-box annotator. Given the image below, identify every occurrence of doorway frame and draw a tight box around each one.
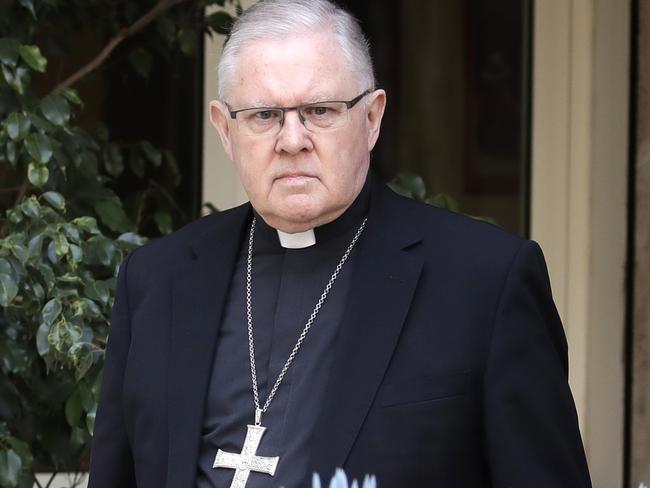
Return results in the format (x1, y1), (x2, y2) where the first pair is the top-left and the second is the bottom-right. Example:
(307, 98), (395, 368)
(531, 0), (630, 485)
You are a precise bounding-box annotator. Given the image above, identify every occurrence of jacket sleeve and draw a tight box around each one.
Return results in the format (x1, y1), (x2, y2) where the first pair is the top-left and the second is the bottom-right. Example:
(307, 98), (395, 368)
(88, 251), (137, 488)
(483, 240), (592, 487)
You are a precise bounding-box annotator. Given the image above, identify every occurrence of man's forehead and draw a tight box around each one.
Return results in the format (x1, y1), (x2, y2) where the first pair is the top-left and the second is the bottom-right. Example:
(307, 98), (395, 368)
(229, 35), (355, 106)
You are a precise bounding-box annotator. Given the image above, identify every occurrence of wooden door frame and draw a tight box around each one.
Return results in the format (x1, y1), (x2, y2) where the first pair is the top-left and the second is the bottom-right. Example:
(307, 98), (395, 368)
(531, 0), (630, 485)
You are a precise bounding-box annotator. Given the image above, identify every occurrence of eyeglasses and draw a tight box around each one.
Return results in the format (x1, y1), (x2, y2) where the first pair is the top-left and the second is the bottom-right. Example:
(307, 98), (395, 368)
(226, 90), (371, 136)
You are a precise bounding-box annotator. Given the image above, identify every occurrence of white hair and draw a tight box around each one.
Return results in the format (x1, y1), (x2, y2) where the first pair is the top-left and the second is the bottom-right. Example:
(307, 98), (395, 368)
(217, 0), (376, 101)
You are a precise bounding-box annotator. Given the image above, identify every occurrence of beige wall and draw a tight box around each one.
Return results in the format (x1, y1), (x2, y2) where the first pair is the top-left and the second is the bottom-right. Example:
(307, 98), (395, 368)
(531, 0), (629, 486)
(631, 0), (650, 484)
(202, 1), (254, 212)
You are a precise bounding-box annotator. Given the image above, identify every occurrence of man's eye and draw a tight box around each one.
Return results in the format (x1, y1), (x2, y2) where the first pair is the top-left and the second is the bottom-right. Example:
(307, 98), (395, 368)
(305, 106), (330, 117)
(254, 110), (277, 120)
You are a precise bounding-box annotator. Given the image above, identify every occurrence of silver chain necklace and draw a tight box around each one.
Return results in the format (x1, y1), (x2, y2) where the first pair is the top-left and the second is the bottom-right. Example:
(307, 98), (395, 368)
(247, 216), (367, 425)
(212, 216), (367, 488)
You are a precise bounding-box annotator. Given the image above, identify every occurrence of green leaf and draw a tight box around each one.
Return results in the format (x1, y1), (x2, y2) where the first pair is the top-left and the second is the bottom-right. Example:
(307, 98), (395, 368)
(94, 199), (133, 233)
(84, 279), (110, 305)
(69, 244), (83, 263)
(140, 140), (162, 167)
(103, 143), (124, 177)
(391, 172), (427, 200)
(78, 298), (101, 317)
(117, 232), (146, 247)
(57, 273), (82, 284)
(48, 319), (67, 352)
(70, 427), (88, 450)
(41, 191), (65, 211)
(83, 236), (116, 267)
(72, 216), (99, 233)
(6, 140), (17, 165)
(71, 345), (93, 381)
(0, 258), (13, 280)
(38, 264), (55, 291)
(36, 323), (51, 356)
(27, 233), (43, 258)
(54, 233), (69, 256)
(25, 133), (54, 164)
(203, 202), (218, 214)
(154, 211), (173, 235)
(28, 161), (50, 187)
(20, 195), (40, 218)
(3, 437), (31, 487)
(41, 298), (62, 326)
(427, 193), (460, 212)
(5, 112), (31, 141)
(61, 88), (82, 106)
(41, 95), (71, 126)
(18, 0), (36, 18)
(29, 281), (45, 302)
(0, 449), (21, 486)
(27, 112), (55, 133)
(128, 48), (153, 78)
(7, 207), (22, 224)
(0, 273), (19, 307)
(19, 44), (47, 72)
(77, 354), (93, 381)
(0, 38), (20, 67)
(65, 390), (83, 427)
(205, 11), (234, 35)
(62, 223), (80, 242)
(11, 243), (29, 264)
(2, 64), (30, 94)
(86, 407), (96, 435)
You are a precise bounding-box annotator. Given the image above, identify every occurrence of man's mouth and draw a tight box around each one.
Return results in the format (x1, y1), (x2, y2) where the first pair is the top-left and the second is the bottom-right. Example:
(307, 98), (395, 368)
(275, 173), (316, 184)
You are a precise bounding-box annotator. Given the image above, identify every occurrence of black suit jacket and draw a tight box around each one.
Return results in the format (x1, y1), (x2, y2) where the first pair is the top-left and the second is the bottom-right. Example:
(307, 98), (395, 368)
(88, 178), (591, 487)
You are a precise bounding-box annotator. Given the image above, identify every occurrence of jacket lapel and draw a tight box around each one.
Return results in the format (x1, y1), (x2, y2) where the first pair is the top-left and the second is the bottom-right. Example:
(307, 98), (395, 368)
(166, 204), (251, 488)
(308, 181), (424, 478)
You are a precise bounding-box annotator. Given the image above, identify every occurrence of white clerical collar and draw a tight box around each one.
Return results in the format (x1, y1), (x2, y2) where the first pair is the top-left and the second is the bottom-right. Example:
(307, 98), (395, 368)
(276, 228), (316, 249)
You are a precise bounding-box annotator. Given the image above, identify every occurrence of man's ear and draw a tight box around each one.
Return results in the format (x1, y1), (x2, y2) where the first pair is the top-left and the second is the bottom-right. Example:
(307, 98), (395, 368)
(366, 89), (386, 152)
(210, 100), (235, 161)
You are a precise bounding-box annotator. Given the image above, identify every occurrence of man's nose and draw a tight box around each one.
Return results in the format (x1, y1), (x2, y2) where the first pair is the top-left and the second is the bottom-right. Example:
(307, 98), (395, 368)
(275, 110), (314, 155)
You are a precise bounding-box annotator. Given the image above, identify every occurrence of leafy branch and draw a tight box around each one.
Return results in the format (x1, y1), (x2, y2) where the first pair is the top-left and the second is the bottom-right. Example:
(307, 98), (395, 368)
(0, 1), (238, 485)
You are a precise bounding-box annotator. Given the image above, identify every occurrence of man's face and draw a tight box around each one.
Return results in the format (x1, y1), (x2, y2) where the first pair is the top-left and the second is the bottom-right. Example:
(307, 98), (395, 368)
(210, 31), (386, 233)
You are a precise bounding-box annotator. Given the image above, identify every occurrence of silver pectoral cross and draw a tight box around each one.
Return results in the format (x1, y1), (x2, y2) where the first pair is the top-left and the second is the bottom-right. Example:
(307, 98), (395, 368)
(212, 424), (279, 488)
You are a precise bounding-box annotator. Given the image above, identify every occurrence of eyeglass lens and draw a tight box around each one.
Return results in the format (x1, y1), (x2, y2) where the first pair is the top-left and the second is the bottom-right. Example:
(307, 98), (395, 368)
(237, 102), (349, 135)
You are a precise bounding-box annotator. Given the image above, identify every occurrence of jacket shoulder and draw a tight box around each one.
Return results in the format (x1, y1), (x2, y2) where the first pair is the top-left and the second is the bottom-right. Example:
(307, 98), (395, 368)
(386, 187), (526, 256)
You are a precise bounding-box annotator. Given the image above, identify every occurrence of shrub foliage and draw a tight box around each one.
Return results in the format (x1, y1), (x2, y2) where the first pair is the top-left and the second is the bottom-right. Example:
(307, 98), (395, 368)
(0, 1), (237, 486)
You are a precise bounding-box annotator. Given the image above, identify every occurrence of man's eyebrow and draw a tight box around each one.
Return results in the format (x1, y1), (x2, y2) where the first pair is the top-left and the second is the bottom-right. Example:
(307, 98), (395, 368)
(302, 93), (337, 103)
(241, 99), (274, 107)
(240, 93), (338, 107)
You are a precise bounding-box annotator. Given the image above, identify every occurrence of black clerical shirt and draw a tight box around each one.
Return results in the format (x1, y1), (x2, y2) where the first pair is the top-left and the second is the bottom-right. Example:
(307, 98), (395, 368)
(195, 179), (370, 488)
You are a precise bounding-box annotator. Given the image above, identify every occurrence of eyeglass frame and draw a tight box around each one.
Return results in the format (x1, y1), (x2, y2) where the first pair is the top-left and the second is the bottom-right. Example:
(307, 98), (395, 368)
(225, 89), (372, 134)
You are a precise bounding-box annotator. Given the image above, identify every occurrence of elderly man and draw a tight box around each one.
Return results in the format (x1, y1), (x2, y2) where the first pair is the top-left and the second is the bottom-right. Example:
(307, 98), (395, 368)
(88, 0), (591, 487)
